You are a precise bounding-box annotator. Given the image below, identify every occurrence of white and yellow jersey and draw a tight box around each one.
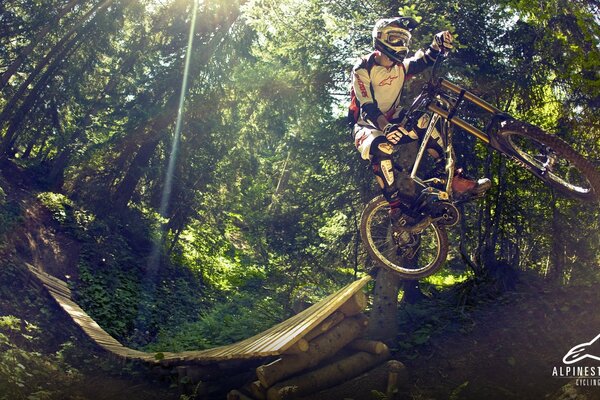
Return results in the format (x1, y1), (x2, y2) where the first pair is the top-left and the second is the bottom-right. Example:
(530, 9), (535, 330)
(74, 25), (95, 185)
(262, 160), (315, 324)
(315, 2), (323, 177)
(351, 48), (439, 127)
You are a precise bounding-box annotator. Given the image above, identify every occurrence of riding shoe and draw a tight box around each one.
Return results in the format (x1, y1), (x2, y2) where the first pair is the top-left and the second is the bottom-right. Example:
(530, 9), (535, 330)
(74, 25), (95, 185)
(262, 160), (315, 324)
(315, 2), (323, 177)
(428, 161), (490, 196)
(452, 168), (491, 198)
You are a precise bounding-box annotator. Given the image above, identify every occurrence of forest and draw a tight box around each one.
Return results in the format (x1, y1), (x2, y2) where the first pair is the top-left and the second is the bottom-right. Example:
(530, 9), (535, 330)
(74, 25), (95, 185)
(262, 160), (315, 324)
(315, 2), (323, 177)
(0, 0), (599, 399)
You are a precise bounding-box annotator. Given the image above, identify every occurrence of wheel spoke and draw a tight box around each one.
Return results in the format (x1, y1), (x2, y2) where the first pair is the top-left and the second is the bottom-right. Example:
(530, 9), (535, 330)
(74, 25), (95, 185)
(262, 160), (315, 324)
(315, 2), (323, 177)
(506, 132), (594, 195)
(361, 197), (447, 277)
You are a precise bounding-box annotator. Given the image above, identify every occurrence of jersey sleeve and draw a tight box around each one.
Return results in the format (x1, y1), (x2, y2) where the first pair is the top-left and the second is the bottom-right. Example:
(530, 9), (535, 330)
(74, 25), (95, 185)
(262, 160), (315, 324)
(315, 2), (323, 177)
(352, 67), (373, 106)
(403, 47), (440, 76)
(352, 64), (383, 127)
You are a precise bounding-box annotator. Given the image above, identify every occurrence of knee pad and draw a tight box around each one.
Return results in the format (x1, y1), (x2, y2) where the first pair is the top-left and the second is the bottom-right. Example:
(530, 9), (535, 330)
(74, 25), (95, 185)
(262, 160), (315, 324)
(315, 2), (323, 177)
(369, 135), (394, 160)
(369, 136), (399, 202)
(370, 136), (395, 186)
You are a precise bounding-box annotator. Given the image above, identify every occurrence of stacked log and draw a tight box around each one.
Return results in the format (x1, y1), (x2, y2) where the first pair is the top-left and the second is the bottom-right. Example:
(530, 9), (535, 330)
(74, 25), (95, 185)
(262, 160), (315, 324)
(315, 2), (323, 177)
(256, 314), (369, 388)
(228, 290), (401, 400)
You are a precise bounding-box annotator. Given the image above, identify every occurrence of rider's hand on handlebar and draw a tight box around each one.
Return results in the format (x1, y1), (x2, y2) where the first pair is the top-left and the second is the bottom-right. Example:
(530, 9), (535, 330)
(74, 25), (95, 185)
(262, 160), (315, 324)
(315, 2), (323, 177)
(431, 31), (453, 53)
(383, 123), (418, 145)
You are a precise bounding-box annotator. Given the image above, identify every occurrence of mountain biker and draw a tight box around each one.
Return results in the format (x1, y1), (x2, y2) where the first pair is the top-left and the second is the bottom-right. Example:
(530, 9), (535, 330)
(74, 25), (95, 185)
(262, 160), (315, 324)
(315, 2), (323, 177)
(351, 17), (491, 225)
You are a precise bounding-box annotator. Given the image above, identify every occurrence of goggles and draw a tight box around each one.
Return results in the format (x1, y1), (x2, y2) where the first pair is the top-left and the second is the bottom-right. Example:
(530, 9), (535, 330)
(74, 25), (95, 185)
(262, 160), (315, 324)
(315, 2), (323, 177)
(386, 30), (411, 47)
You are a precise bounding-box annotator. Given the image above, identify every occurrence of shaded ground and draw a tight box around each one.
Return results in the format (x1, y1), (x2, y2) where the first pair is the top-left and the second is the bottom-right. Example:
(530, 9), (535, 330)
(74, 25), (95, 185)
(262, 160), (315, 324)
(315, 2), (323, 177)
(0, 166), (179, 400)
(399, 277), (600, 399)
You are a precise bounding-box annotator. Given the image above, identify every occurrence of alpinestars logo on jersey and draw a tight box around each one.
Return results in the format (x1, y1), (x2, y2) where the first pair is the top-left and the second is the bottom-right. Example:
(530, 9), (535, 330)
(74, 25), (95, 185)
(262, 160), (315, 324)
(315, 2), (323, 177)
(378, 75), (398, 86)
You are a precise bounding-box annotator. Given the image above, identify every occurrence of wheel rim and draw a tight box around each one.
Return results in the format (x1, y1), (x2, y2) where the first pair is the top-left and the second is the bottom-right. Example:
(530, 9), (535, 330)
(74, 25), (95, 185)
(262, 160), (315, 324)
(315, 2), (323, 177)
(363, 200), (443, 275)
(505, 132), (594, 195)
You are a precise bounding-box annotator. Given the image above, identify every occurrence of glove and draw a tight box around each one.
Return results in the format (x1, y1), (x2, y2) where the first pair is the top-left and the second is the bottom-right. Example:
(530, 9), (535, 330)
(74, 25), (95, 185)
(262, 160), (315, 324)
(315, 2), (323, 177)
(383, 123), (403, 144)
(431, 31), (454, 52)
(383, 123), (418, 145)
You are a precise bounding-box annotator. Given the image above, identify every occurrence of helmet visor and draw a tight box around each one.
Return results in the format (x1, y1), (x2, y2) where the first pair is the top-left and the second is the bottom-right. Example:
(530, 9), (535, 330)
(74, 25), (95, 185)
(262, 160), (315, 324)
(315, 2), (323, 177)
(386, 30), (410, 47)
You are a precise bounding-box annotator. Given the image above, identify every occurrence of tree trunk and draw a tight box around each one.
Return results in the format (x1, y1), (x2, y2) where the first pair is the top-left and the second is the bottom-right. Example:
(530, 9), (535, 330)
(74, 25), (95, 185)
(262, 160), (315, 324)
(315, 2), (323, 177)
(301, 311), (345, 342)
(347, 339), (388, 355)
(487, 157), (506, 263)
(249, 381), (267, 400)
(549, 194), (565, 281)
(112, 138), (161, 212)
(339, 291), (368, 316)
(402, 279), (426, 304)
(0, 0), (115, 129)
(0, 0), (82, 91)
(21, 128), (45, 159)
(480, 152), (496, 268)
(1, 34), (83, 155)
(366, 267), (401, 344)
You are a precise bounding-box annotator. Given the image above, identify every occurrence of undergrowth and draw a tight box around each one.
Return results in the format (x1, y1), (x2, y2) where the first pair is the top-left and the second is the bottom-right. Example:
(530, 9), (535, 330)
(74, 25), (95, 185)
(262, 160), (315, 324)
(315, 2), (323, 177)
(146, 292), (286, 352)
(0, 315), (82, 400)
(35, 191), (208, 348)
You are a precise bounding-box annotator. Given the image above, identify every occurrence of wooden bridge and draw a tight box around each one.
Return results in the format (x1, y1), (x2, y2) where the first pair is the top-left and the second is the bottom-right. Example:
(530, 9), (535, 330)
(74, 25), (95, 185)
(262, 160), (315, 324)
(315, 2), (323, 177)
(26, 263), (372, 366)
(25, 264), (409, 399)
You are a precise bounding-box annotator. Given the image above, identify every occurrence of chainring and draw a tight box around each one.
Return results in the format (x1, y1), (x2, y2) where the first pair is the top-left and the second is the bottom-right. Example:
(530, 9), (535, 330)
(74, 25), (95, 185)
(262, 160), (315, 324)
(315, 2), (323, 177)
(425, 201), (460, 227)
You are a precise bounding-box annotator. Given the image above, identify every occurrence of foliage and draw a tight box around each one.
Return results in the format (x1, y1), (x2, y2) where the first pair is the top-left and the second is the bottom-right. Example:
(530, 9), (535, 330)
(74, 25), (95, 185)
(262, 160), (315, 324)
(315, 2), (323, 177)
(396, 274), (516, 356)
(36, 192), (74, 224)
(147, 292), (286, 352)
(34, 190), (208, 346)
(0, 197), (22, 241)
(0, 315), (83, 400)
(0, 258), (86, 400)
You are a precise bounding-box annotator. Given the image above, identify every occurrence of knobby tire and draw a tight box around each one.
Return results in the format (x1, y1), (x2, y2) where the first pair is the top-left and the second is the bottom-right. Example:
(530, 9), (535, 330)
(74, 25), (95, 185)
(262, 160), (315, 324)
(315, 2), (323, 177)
(497, 121), (600, 202)
(360, 195), (449, 279)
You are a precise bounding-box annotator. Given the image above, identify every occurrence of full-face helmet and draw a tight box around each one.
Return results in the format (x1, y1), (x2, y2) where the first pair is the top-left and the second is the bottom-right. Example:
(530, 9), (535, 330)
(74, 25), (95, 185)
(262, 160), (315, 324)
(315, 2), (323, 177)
(372, 17), (419, 64)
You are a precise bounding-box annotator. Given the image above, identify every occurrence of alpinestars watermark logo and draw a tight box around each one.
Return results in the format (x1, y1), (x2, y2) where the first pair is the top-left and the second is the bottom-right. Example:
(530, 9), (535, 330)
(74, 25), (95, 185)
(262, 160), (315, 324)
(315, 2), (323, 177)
(552, 333), (600, 387)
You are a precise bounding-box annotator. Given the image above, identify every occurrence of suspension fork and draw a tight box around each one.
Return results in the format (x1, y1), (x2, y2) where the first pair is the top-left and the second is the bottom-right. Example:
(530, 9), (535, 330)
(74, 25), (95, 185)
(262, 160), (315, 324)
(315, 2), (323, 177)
(408, 113), (451, 209)
(443, 120), (455, 196)
(410, 113), (441, 185)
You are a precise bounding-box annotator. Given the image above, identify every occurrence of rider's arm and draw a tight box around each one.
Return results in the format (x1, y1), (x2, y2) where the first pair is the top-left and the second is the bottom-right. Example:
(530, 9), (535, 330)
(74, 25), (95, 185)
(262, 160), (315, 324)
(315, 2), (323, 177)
(403, 47), (440, 76)
(352, 67), (388, 130)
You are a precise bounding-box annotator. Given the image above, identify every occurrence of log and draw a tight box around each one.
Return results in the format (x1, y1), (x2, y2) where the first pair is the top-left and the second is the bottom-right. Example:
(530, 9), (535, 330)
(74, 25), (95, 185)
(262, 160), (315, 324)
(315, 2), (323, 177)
(249, 380), (267, 400)
(302, 311), (345, 342)
(175, 366), (187, 382)
(284, 338), (309, 354)
(348, 339), (388, 355)
(338, 291), (368, 316)
(299, 359), (407, 400)
(227, 390), (253, 400)
(266, 349), (390, 400)
(386, 360), (407, 399)
(256, 315), (368, 388)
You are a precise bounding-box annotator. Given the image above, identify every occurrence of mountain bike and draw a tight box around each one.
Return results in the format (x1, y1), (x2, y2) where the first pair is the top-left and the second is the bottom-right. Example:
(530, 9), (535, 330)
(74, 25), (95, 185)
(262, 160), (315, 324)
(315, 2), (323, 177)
(360, 55), (600, 279)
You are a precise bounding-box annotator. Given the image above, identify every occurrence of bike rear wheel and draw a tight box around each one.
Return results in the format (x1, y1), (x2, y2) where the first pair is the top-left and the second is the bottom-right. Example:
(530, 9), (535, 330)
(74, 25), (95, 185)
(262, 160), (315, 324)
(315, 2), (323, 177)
(360, 195), (448, 279)
(497, 121), (600, 202)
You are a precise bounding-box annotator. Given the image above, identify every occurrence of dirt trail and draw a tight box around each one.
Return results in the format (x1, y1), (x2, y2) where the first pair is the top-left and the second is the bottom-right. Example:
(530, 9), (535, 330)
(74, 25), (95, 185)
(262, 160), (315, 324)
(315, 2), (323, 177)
(402, 278), (600, 399)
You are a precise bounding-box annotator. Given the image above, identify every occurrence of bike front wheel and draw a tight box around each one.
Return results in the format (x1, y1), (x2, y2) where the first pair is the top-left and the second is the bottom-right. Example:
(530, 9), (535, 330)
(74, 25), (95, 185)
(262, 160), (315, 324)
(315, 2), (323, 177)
(360, 195), (448, 279)
(497, 121), (600, 202)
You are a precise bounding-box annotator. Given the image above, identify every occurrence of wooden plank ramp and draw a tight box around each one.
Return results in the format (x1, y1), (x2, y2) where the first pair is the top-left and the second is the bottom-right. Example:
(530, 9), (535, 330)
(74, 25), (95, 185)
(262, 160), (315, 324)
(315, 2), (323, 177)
(25, 263), (371, 366)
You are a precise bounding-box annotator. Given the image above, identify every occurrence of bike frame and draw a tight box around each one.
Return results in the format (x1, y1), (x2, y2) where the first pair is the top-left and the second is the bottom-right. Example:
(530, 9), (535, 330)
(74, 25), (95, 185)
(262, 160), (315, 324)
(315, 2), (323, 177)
(406, 72), (510, 205)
